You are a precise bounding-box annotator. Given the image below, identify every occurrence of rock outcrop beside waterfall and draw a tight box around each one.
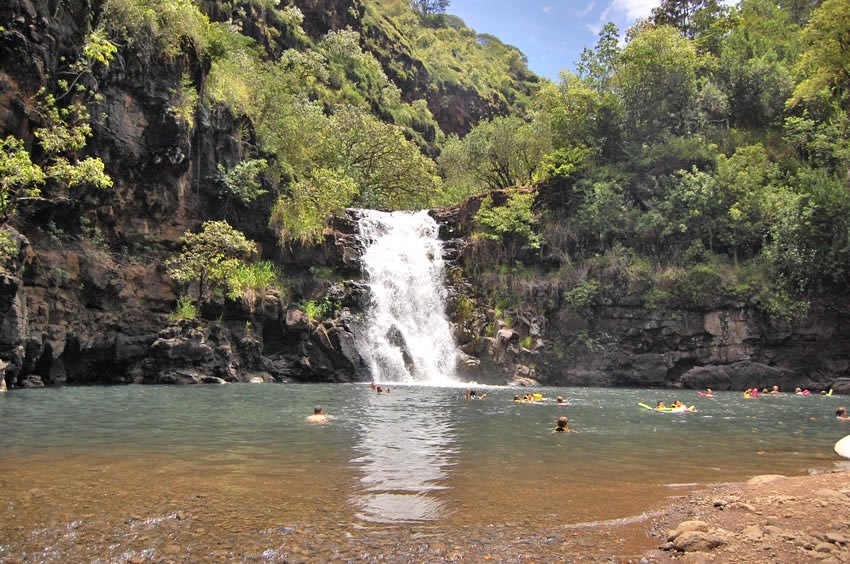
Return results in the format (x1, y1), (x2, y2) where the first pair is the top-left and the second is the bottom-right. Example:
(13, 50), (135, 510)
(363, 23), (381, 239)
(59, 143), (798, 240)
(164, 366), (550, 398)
(431, 194), (850, 391)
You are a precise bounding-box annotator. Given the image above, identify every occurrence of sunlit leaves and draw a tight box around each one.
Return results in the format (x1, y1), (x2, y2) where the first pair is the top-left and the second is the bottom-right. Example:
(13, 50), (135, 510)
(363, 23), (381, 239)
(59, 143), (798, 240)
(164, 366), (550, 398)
(166, 220), (258, 300)
(474, 190), (540, 251)
(270, 168), (358, 244)
(0, 137), (45, 216)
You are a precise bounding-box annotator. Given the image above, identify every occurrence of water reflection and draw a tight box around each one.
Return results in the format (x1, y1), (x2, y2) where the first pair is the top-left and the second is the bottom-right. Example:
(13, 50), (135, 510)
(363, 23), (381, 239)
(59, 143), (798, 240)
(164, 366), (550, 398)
(350, 387), (458, 522)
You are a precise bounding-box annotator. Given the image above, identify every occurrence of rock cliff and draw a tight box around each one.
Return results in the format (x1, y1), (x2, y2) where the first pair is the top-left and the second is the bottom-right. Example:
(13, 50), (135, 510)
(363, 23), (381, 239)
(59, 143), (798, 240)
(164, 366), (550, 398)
(0, 0), (372, 389)
(432, 190), (850, 392)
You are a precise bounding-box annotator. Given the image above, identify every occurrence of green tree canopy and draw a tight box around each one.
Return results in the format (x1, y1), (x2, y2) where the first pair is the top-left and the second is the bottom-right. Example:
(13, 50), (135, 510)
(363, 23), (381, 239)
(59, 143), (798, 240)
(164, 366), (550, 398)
(166, 221), (258, 301)
(615, 25), (701, 142)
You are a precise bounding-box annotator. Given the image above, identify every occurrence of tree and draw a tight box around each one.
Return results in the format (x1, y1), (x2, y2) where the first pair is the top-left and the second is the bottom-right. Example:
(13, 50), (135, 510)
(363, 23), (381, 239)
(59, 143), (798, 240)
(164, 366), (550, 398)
(410, 0), (450, 16)
(270, 167), (359, 244)
(474, 189), (541, 256)
(166, 221), (257, 301)
(719, 0), (800, 129)
(0, 137), (45, 219)
(320, 106), (442, 209)
(439, 115), (550, 193)
(790, 0), (850, 111)
(651, 0), (725, 40)
(615, 25), (701, 142)
(576, 22), (620, 92)
(534, 74), (623, 160)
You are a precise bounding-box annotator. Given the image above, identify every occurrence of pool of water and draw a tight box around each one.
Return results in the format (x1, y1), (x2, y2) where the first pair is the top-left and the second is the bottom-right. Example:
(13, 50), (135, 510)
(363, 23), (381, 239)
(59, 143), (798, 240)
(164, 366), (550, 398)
(1, 384), (847, 560)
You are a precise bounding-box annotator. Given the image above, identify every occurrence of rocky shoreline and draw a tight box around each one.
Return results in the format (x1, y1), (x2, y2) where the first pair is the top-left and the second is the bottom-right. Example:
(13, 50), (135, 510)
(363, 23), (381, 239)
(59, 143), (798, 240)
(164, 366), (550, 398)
(641, 469), (850, 563)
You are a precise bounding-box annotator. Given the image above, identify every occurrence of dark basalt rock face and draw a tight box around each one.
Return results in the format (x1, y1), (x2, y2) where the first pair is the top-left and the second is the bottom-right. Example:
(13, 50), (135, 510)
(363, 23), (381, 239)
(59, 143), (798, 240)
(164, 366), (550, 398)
(0, 0), (372, 389)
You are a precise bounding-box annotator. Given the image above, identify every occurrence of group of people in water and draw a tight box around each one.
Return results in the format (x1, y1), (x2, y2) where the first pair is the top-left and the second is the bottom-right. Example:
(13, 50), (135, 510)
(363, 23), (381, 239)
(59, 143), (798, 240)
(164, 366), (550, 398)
(305, 383), (850, 430)
(738, 385), (823, 398)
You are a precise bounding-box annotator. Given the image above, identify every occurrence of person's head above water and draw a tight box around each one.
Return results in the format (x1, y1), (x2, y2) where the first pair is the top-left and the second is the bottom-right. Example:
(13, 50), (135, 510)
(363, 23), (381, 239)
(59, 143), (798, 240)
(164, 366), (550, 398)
(837, 407), (848, 418)
(556, 416), (569, 428)
(313, 405), (324, 415)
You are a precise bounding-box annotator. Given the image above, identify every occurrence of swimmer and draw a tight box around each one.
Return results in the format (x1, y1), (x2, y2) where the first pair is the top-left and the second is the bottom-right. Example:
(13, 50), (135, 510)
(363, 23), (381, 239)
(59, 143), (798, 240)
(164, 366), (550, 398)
(306, 405), (329, 424)
(671, 400), (684, 409)
(556, 396), (570, 405)
(478, 392), (487, 400)
(553, 416), (576, 433)
(836, 407), (850, 421)
(771, 385), (780, 394)
(514, 394), (521, 402)
(704, 388), (714, 397)
(655, 401), (667, 410)
(466, 388), (477, 400)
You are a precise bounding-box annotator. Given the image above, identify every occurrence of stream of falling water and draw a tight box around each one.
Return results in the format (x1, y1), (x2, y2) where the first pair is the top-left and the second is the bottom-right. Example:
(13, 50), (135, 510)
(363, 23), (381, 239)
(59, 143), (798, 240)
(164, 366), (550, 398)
(355, 209), (458, 385)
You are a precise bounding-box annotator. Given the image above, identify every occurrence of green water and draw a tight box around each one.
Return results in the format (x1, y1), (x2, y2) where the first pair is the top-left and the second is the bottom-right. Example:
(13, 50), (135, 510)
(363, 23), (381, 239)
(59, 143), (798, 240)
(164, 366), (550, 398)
(1, 384), (847, 560)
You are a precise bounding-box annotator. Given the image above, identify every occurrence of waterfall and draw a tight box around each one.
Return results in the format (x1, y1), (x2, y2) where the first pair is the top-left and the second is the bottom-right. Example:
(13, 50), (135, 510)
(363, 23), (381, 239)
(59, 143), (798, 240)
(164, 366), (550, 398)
(356, 210), (458, 385)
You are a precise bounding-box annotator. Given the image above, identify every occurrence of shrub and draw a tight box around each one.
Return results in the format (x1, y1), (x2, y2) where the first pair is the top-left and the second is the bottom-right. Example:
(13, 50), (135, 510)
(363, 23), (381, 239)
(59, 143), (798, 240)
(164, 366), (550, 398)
(227, 261), (278, 311)
(165, 220), (257, 301)
(563, 279), (599, 316)
(643, 287), (672, 310)
(169, 296), (197, 321)
(454, 294), (475, 322)
(0, 231), (16, 264)
(300, 299), (335, 323)
(474, 190), (541, 252)
(216, 159), (269, 204)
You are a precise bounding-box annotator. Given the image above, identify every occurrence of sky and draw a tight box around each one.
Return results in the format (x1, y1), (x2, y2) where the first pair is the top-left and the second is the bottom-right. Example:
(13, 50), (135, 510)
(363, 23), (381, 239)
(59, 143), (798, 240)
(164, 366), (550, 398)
(447, 0), (663, 80)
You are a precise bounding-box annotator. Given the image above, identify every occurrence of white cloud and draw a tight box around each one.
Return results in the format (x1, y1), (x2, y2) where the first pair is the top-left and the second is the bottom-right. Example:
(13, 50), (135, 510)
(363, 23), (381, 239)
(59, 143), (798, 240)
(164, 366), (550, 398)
(578, 0), (596, 18)
(586, 22), (602, 35)
(600, 0), (659, 22)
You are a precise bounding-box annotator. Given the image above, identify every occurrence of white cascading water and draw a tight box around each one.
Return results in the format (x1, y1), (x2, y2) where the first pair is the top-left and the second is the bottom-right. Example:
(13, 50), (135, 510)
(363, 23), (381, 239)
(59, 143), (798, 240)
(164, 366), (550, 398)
(356, 210), (458, 385)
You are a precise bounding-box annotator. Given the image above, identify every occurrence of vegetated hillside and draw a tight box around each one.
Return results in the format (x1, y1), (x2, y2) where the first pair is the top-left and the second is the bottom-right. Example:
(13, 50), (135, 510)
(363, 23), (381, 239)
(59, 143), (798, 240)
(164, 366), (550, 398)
(0, 0), (538, 388)
(440, 0), (850, 390)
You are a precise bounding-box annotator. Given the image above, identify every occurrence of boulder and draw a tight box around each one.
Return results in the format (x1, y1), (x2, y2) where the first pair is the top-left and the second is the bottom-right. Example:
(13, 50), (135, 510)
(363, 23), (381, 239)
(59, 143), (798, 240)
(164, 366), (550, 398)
(201, 376), (227, 385)
(672, 531), (726, 553)
(19, 374), (44, 388)
(285, 308), (311, 333)
(668, 520), (710, 541)
(156, 369), (202, 385)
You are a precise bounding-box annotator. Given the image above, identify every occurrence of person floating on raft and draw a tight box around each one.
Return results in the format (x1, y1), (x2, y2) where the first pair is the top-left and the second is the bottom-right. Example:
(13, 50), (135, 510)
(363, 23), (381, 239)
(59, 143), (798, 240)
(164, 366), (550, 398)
(744, 388), (760, 398)
(698, 388), (714, 398)
(650, 400), (695, 413)
(795, 387), (811, 396)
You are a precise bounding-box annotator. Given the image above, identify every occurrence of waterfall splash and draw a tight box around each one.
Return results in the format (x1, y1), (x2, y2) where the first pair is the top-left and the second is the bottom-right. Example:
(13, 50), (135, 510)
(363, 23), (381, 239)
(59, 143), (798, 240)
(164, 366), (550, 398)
(356, 210), (458, 385)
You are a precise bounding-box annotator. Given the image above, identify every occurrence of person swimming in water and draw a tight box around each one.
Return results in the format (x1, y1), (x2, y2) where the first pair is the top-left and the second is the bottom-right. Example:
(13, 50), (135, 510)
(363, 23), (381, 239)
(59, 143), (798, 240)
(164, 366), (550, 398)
(655, 401), (667, 410)
(837, 407), (850, 421)
(306, 405), (329, 424)
(553, 416), (576, 433)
